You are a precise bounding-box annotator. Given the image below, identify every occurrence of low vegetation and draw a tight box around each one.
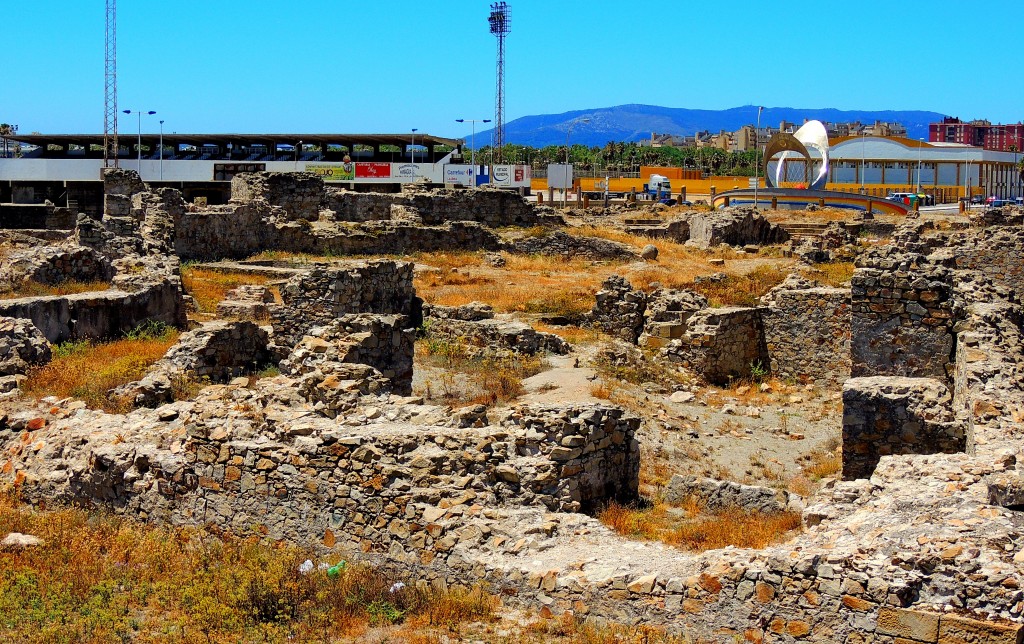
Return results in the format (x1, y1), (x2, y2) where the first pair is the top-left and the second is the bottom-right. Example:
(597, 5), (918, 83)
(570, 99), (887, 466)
(180, 266), (277, 315)
(0, 279), (111, 300)
(598, 497), (802, 552)
(20, 321), (180, 413)
(0, 494), (499, 644)
(416, 334), (546, 408)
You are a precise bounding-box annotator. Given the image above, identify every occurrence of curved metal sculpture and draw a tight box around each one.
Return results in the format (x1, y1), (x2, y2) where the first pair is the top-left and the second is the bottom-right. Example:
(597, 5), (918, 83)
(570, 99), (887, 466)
(762, 120), (830, 191)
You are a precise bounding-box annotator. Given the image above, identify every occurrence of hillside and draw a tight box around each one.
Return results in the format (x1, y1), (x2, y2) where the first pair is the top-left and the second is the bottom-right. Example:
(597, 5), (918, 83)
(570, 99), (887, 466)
(465, 104), (945, 147)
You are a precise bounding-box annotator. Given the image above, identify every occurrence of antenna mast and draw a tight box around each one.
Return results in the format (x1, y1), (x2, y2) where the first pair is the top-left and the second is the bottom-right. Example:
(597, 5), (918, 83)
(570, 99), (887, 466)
(488, 2), (510, 164)
(103, 0), (119, 168)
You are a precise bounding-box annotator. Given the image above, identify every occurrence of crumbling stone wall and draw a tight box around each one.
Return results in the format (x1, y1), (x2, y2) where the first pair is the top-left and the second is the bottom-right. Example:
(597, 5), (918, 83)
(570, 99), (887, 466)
(686, 207), (789, 249)
(851, 255), (958, 379)
(230, 172), (323, 221)
(762, 286), (851, 386)
(954, 302), (1024, 452)
(588, 276), (647, 343)
(323, 185), (540, 228)
(103, 168), (146, 217)
(505, 231), (638, 261)
(953, 225), (1024, 296)
(663, 307), (768, 386)
(269, 261), (416, 350)
(0, 316), (51, 376)
(638, 288), (707, 349)
(0, 245), (114, 290)
(0, 279), (186, 343)
(842, 376), (965, 480)
(281, 314), (414, 396)
(423, 304), (569, 357)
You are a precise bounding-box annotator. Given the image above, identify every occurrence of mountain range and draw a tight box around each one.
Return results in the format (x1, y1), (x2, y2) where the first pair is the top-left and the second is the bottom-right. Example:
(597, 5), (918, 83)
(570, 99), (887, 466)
(464, 105), (947, 148)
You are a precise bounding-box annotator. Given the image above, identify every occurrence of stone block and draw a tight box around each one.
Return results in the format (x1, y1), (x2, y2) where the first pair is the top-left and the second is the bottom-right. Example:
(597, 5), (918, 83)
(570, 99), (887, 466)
(877, 607), (940, 641)
(938, 614), (1024, 644)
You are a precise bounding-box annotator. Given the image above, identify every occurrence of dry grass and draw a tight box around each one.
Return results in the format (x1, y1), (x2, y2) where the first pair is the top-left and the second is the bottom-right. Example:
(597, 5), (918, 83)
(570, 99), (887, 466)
(534, 323), (602, 345)
(180, 266), (277, 314)
(789, 441), (842, 497)
(0, 279), (111, 300)
(598, 497), (802, 552)
(416, 337), (546, 408)
(0, 494), (498, 643)
(522, 612), (694, 643)
(21, 325), (179, 413)
(799, 261), (855, 287)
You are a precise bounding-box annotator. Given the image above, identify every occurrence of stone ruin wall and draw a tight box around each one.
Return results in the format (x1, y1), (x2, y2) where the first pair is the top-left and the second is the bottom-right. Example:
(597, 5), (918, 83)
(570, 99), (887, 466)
(842, 376), (964, 480)
(0, 279), (186, 344)
(761, 287), (851, 386)
(268, 260), (417, 351)
(230, 172), (323, 221)
(664, 307), (769, 386)
(842, 219), (1024, 480)
(850, 258), (957, 380)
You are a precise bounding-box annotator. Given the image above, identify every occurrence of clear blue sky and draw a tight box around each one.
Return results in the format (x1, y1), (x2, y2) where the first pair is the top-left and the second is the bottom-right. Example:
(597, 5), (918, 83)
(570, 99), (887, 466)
(4, 0), (1021, 139)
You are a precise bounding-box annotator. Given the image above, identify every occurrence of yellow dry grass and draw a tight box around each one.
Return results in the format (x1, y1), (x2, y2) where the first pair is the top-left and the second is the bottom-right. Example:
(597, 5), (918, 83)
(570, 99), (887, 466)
(180, 266), (276, 314)
(599, 498), (802, 552)
(0, 494), (499, 644)
(0, 279), (111, 300)
(21, 331), (179, 413)
(799, 261), (855, 287)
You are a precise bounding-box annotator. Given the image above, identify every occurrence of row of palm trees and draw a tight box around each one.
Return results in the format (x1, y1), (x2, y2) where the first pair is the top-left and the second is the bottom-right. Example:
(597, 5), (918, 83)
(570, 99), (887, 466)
(462, 142), (762, 177)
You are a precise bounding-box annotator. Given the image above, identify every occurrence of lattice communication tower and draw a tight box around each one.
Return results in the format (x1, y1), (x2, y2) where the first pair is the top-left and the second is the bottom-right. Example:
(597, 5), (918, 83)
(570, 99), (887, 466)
(103, 0), (119, 168)
(488, 2), (510, 163)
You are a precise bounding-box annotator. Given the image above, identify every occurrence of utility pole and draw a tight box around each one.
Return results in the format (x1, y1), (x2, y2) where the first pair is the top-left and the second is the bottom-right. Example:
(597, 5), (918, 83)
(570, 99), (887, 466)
(103, 0), (119, 168)
(488, 2), (510, 164)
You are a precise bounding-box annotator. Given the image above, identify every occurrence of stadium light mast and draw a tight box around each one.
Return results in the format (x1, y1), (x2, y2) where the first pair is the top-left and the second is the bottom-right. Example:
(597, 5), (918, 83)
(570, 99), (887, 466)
(488, 2), (510, 165)
(103, 0), (119, 168)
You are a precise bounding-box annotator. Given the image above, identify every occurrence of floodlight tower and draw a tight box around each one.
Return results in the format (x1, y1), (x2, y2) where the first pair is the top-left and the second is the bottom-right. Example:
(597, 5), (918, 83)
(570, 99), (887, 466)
(488, 2), (510, 164)
(103, 0), (119, 168)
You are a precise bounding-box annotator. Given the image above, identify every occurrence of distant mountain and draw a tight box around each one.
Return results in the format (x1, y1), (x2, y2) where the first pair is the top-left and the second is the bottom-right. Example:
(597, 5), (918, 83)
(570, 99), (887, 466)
(464, 105), (946, 148)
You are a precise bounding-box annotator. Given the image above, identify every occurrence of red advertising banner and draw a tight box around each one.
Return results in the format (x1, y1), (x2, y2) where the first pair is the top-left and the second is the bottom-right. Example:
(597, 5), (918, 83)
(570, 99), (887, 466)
(355, 162), (392, 178)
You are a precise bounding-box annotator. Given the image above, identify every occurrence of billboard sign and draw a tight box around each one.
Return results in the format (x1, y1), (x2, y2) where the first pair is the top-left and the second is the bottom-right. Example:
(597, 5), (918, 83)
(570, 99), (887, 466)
(444, 165), (474, 185)
(491, 164), (531, 187)
(307, 163), (355, 181)
(548, 164), (573, 189)
(393, 162), (421, 178)
(356, 162), (392, 178)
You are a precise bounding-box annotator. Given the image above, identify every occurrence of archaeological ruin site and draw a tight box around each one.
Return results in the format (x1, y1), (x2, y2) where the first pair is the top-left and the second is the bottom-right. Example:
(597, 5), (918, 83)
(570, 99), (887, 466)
(4, 169), (1024, 642)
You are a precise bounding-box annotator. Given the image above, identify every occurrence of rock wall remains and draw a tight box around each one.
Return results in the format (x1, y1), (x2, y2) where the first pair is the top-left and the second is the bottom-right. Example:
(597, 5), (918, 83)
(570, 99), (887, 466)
(762, 285), (851, 386)
(663, 307), (768, 386)
(269, 261), (416, 350)
(0, 279), (186, 343)
(842, 376), (965, 480)
(230, 172), (324, 221)
(851, 253), (958, 379)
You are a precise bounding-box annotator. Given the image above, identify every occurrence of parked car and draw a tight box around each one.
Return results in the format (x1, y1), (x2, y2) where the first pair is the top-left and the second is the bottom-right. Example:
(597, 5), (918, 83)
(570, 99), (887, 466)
(970, 195), (985, 205)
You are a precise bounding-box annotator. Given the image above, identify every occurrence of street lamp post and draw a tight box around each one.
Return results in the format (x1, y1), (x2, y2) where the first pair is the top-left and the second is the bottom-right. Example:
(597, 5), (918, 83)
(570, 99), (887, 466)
(564, 117), (591, 208)
(455, 119), (491, 187)
(916, 138), (924, 195)
(861, 130), (867, 194)
(411, 128), (418, 165)
(965, 159), (972, 207)
(159, 120), (164, 181)
(754, 108), (761, 209)
(122, 109), (156, 175)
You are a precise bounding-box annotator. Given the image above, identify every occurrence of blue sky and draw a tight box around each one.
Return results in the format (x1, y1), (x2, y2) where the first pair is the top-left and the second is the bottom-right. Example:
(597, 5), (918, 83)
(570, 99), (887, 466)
(3, 0), (1021, 139)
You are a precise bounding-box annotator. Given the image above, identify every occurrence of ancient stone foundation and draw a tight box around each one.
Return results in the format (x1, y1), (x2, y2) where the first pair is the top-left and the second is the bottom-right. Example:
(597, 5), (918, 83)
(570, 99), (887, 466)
(664, 306), (768, 386)
(842, 376), (965, 480)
